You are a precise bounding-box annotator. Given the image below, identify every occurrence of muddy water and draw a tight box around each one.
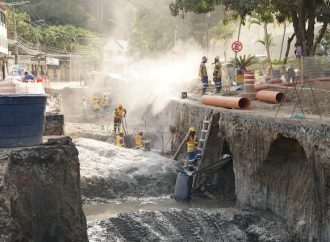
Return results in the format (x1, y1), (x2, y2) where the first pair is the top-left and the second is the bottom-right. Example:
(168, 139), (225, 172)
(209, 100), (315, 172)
(84, 197), (235, 221)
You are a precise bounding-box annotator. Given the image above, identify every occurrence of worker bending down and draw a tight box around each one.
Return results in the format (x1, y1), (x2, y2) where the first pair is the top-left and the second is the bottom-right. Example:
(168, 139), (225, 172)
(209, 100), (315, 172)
(116, 131), (125, 147)
(213, 56), (222, 93)
(113, 104), (127, 134)
(187, 127), (199, 170)
(135, 131), (144, 149)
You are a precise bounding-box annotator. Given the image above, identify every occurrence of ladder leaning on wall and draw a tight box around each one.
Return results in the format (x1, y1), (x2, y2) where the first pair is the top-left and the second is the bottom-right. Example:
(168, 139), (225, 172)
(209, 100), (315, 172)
(196, 115), (213, 168)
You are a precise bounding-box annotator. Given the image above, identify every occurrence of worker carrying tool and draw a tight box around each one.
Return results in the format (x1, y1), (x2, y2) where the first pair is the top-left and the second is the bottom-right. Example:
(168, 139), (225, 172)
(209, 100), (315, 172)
(116, 131), (125, 147)
(199, 56), (208, 94)
(213, 56), (222, 93)
(102, 94), (110, 110)
(187, 127), (199, 170)
(93, 97), (101, 112)
(113, 104), (127, 134)
(135, 130), (144, 149)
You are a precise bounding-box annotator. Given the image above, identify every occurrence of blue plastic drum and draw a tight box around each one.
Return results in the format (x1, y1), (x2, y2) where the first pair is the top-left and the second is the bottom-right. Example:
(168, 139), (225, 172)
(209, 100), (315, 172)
(0, 95), (47, 148)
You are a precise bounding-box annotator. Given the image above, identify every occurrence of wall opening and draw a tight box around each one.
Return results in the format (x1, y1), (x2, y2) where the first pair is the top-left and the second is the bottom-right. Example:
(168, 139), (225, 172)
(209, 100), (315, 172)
(258, 136), (320, 238)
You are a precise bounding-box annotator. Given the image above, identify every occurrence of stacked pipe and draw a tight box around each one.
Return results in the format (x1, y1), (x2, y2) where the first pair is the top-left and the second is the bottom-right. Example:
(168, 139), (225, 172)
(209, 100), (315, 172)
(256, 90), (286, 104)
(201, 95), (251, 110)
(241, 70), (257, 100)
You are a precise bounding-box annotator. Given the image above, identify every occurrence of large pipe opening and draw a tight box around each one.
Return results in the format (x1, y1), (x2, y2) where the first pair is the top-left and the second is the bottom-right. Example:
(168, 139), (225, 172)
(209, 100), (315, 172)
(275, 92), (286, 103)
(238, 98), (251, 109)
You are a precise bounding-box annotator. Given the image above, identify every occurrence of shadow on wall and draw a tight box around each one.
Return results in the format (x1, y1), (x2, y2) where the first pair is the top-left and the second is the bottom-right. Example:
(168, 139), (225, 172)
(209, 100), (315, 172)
(194, 113), (236, 201)
(257, 136), (322, 240)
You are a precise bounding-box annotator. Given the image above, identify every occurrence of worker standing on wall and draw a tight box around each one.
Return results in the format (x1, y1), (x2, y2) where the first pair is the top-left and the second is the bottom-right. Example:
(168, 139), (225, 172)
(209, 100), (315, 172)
(135, 130), (144, 149)
(113, 104), (127, 134)
(213, 56), (222, 93)
(187, 127), (198, 170)
(116, 131), (125, 147)
(199, 56), (208, 94)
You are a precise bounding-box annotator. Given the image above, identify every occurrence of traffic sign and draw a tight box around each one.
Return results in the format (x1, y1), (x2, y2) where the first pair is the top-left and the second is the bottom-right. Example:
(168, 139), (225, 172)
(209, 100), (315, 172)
(231, 41), (243, 53)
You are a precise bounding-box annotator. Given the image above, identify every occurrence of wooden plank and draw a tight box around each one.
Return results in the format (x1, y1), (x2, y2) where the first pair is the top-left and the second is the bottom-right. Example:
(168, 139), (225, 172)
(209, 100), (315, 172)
(173, 131), (190, 161)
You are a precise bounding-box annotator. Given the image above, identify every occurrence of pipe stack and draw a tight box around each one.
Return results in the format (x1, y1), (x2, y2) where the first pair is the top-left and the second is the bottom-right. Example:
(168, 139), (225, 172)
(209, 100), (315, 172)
(201, 95), (251, 110)
(241, 70), (257, 100)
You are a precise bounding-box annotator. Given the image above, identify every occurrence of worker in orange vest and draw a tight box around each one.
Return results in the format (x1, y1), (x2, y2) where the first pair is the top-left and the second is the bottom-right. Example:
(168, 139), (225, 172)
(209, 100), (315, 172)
(187, 127), (198, 170)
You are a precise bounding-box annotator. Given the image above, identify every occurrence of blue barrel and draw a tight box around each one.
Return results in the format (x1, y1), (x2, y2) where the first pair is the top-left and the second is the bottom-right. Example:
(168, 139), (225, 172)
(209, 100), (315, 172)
(173, 171), (193, 201)
(0, 95), (47, 148)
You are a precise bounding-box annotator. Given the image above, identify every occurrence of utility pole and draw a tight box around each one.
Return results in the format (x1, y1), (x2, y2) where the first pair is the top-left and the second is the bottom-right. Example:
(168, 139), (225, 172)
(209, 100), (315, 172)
(8, 1), (30, 64)
(69, 52), (72, 82)
(12, 10), (18, 64)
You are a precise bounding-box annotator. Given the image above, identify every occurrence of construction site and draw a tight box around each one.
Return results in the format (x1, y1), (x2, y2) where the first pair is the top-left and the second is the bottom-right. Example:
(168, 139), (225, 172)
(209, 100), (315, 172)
(0, 0), (330, 241)
(0, 56), (328, 241)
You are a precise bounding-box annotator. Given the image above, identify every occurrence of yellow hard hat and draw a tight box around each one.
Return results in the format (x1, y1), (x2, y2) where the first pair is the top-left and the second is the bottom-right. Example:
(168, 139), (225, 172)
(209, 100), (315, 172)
(189, 127), (196, 132)
(118, 104), (123, 108)
(119, 131), (124, 135)
(215, 56), (220, 60)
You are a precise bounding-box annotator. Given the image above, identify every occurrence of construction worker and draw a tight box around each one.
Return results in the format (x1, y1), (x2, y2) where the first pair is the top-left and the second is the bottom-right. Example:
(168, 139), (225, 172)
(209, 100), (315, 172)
(135, 131), (144, 149)
(116, 131), (125, 147)
(92, 97), (101, 112)
(102, 95), (110, 110)
(199, 56), (208, 94)
(213, 56), (222, 93)
(187, 127), (198, 170)
(113, 104), (127, 133)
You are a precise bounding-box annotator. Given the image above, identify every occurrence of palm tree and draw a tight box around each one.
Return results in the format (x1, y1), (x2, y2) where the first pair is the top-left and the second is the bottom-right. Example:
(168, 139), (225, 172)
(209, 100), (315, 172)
(249, 14), (275, 75)
(232, 55), (258, 70)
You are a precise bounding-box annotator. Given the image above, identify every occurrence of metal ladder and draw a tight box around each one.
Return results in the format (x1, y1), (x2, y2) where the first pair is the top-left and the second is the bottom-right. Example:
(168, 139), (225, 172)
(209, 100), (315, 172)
(197, 116), (213, 161)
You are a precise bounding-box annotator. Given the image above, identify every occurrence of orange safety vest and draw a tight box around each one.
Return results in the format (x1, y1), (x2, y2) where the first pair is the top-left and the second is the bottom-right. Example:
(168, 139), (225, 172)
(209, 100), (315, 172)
(116, 135), (124, 147)
(187, 135), (197, 153)
(135, 134), (143, 148)
(213, 61), (222, 78)
(114, 107), (126, 118)
(199, 63), (207, 77)
(93, 98), (100, 110)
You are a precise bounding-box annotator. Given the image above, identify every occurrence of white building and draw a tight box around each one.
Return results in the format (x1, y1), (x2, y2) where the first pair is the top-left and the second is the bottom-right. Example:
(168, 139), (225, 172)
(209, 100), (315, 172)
(103, 38), (128, 75)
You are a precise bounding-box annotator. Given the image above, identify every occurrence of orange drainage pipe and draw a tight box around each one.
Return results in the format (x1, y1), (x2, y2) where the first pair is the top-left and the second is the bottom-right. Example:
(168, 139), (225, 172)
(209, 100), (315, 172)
(256, 90), (286, 104)
(201, 95), (251, 110)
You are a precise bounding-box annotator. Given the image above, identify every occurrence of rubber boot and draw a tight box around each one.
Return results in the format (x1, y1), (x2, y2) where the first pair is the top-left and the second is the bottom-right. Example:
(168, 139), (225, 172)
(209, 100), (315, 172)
(202, 87), (206, 95)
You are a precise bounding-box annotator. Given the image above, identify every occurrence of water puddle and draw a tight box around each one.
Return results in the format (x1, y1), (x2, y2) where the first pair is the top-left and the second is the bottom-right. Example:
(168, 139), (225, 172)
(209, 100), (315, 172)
(84, 197), (235, 221)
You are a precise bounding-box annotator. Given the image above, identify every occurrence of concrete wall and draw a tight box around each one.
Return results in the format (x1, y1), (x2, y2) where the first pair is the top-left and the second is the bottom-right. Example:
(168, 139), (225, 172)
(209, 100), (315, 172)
(166, 99), (330, 241)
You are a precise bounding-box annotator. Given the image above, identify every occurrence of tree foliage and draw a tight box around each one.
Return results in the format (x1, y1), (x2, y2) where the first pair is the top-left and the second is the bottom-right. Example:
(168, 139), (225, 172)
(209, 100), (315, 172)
(7, 11), (99, 52)
(232, 54), (257, 69)
(129, 0), (224, 57)
(170, 0), (330, 56)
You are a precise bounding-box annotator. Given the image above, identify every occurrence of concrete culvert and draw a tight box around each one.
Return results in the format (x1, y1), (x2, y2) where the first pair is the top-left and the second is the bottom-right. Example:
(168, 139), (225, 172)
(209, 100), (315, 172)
(256, 90), (286, 104)
(201, 95), (251, 110)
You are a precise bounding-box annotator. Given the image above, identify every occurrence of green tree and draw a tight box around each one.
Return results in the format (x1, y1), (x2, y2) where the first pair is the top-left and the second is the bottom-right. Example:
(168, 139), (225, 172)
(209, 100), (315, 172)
(170, 0), (330, 56)
(129, 0), (224, 57)
(210, 21), (235, 60)
(6, 11), (99, 53)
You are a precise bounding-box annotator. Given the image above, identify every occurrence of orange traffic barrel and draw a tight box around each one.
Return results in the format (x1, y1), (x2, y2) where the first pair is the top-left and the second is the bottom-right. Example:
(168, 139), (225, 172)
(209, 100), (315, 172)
(241, 70), (257, 100)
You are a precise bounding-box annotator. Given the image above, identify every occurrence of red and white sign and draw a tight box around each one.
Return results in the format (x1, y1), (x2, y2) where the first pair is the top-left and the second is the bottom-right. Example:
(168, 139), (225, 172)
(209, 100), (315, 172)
(231, 41), (243, 53)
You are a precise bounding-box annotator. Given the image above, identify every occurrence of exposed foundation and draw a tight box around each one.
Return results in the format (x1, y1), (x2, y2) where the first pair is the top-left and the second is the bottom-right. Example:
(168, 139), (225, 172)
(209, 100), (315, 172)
(0, 137), (88, 241)
(165, 99), (330, 241)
